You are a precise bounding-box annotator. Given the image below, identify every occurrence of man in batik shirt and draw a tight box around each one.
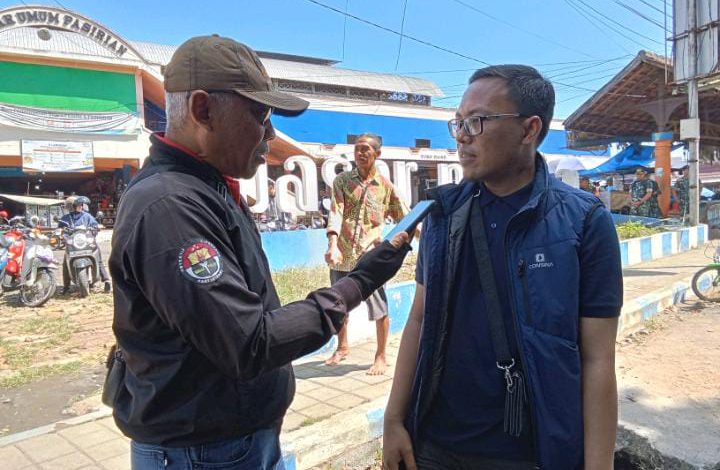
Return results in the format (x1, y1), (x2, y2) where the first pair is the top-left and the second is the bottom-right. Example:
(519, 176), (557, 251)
(325, 133), (408, 375)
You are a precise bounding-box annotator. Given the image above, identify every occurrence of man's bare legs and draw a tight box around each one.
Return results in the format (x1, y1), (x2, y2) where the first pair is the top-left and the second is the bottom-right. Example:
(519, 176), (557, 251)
(325, 316), (350, 365)
(367, 315), (390, 375)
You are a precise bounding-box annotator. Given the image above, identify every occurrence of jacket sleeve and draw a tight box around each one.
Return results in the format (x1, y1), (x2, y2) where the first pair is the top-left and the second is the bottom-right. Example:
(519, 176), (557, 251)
(84, 213), (99, 229)
(122, 194), (363, 380)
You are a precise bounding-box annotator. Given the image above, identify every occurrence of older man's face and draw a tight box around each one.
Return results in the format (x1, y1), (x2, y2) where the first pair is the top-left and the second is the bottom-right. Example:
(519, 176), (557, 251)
(203, 93), (275, 179)
(455, 78), (531, 183)
(354, 137), (380, 176)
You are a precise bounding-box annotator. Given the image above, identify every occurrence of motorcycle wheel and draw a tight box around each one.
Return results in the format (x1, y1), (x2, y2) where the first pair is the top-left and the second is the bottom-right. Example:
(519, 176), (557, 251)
(77, 268), (90, 298)
(20, 269), (56, 307)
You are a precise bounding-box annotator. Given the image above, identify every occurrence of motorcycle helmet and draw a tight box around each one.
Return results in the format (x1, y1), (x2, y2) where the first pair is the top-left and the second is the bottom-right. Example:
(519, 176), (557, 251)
(73, 196), (91, 212)
(74, 196), (91, 207)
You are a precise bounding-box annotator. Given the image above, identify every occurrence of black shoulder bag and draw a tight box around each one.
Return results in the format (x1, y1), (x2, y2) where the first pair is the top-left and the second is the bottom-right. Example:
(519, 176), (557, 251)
(468, 195), (527, 437)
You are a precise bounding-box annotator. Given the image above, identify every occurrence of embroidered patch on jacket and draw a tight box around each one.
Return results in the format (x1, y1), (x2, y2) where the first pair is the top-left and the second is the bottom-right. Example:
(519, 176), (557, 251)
(178, 240), (223, 283)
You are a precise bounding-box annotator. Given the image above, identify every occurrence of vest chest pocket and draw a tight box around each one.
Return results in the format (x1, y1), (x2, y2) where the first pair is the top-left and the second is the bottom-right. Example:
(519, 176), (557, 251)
(517, 239), (581, 340)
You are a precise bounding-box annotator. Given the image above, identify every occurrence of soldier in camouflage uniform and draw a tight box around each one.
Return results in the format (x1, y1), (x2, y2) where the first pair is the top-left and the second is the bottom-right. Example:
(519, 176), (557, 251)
(630, 169), (661, 218)
(674, 166), (690, 219)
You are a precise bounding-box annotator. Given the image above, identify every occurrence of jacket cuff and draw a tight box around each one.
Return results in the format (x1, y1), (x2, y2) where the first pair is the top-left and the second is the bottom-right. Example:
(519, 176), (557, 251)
(332, 277), (363, 311)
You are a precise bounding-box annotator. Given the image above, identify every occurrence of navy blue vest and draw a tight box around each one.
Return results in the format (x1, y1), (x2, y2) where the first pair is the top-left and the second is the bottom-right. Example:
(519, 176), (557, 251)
(409, 157), (604, 469)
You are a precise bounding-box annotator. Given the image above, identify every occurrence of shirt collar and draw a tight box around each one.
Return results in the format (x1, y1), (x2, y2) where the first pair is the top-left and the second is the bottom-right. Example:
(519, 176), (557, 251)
(154, 132), (202, 160)
(152, 132), (244, 206)
(477, 181), (534, 213)
(351, 167), (381, 185)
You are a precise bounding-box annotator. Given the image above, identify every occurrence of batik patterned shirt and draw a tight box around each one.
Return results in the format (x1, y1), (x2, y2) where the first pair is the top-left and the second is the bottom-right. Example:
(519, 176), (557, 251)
(327, 169), (408, 272)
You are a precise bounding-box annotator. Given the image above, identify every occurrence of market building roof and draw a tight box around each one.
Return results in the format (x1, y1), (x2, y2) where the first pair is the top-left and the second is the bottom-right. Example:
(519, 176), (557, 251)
(564, 51), (720, 147)
(0, 19), (444, 98)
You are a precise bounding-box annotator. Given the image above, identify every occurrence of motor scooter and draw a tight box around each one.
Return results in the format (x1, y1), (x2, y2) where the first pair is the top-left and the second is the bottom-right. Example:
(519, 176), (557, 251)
(0, 217), (57, 307)
(62, 224), (102, 298)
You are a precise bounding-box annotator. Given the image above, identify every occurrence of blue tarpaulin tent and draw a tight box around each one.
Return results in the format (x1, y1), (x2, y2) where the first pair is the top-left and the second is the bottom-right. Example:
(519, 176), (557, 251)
(579, 144), (685, 176)
(579, 144), (655, 176)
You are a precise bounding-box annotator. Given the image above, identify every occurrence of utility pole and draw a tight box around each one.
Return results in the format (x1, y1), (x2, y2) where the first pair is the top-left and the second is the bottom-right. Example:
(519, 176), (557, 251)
(687, 0), (701, 225)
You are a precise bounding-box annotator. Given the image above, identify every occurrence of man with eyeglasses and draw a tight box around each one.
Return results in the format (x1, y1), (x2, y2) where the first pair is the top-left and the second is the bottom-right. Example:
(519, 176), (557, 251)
(108, 35), (411, 470)
(383, 65), (622, 470)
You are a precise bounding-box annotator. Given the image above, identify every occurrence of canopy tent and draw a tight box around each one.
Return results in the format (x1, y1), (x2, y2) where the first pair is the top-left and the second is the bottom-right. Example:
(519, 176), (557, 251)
(0, 193), (65, 206)
(544, 154), (608, 174)
(579, 145), (686, 176)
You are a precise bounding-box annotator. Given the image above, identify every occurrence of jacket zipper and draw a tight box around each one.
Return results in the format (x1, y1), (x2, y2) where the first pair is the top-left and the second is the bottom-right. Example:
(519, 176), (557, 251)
(517, 259), (533, 325)
(504, 216), (540, 468)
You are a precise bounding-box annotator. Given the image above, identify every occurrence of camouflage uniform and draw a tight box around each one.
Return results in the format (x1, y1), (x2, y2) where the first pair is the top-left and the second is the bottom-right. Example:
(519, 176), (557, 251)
(674, 175), (689, 217)
(646, 179), (662, 218)
(630, 179), (661, 218)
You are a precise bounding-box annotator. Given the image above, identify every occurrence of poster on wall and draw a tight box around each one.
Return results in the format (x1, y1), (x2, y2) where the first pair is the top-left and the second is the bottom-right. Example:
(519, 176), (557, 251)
(21, 140), (94, 173)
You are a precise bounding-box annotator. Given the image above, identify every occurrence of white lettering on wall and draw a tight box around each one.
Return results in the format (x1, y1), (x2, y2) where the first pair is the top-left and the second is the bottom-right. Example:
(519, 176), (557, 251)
(438, 163), (463, 185)
(240, 162), (269, 214)
(278, 156), (318, 212)
(392, 161), (418, 207)
(321, 155), (353, 188)
(239, 155), (435, 214)
(375, 160), (391, 181)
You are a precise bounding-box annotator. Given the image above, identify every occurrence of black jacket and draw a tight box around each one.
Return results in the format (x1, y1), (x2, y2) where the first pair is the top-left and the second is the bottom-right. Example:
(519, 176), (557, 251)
(109, 134), (362, 446)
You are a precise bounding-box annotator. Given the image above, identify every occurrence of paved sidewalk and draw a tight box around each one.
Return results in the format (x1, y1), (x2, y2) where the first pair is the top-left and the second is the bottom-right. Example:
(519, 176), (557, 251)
(621, 243), (714, 301)
(0, 246), (713, 469)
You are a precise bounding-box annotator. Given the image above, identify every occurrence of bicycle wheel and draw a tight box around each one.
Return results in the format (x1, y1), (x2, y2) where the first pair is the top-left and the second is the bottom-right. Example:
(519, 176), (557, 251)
(691, 266), (720, 302)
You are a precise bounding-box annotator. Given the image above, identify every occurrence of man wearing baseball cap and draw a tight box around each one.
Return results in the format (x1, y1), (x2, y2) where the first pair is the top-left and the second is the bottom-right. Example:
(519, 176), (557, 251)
(107, 35), (411, 469)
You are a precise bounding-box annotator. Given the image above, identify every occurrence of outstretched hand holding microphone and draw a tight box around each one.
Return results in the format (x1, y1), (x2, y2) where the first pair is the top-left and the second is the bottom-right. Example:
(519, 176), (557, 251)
(346, 231), (412, 299)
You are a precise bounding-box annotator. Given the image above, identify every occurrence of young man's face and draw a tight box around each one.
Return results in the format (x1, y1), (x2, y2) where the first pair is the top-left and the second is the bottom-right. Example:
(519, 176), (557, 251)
(454, 78), (534, 182)
(354, 137), (380, 175)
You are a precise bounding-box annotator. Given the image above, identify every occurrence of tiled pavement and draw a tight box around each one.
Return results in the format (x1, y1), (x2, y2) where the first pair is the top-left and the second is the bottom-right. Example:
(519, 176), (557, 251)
(0, 336), (402, 470)
(0, 246), (713, 469)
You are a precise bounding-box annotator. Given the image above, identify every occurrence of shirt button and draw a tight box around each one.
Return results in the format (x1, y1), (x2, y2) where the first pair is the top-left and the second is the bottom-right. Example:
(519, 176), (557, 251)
(490, 222), (497, 229)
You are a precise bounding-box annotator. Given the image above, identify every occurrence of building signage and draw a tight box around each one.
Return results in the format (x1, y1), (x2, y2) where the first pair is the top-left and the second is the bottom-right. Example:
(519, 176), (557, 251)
(21, 140), (94, 173)
(418, 149), (457, 161)
(239, 155), (463, 214)
(0, 6), (133, 57)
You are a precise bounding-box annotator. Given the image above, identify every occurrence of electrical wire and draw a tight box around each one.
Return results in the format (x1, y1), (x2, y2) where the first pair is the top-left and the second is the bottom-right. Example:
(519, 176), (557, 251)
(302, 0), (492, 65)
(395, 0), (409, 71)
(635, 0), (666, 16)
(572, 0), (664, 45)
(613, 0), (665, 29)
(562, 0), (635, 54)
(341, 0), (349, 61)
(448, 0), (595, 58)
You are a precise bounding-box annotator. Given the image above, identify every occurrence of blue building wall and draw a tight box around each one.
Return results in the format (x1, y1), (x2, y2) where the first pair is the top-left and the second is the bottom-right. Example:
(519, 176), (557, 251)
(273, 108), (608, 156)
(261, 225), (419, 271)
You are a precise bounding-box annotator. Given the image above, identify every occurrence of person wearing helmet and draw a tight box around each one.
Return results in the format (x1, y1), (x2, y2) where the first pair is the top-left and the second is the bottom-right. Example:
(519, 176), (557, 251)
(59, 196), (111, 293)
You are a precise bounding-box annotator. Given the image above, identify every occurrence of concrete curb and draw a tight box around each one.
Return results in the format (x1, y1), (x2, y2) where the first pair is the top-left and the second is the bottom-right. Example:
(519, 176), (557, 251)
(620, 225), (707, 268)
(618, 275), (695, 334)
(0, 406), (112, 447)
(280, 396), (388, 470)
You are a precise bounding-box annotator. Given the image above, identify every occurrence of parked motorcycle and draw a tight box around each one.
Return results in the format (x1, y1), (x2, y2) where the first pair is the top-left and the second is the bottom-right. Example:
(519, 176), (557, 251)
(0, 217), (57, 307)
(62, 225), (102, 298)
(49, 227), (66, 251)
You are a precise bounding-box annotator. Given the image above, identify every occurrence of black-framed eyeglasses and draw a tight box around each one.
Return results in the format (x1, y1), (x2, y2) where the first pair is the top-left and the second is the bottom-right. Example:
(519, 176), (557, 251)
(448, 113), (528, 138)
(200, 90), (274, 124)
